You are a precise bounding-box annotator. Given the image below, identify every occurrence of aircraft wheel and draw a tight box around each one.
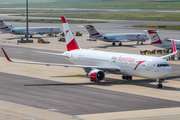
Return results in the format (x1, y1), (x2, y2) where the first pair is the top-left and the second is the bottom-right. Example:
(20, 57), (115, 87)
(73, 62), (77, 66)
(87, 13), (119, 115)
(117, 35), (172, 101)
(55, 34), (57, 37)
(30, 35), (32, 38)
(126, 76), (132, 80)
(112, 42), (115, 46)
(119, 43), (122, 46)
(157, 84), (163, 88)
(122, 75), (126, 80)
(141, 42), (143, 45)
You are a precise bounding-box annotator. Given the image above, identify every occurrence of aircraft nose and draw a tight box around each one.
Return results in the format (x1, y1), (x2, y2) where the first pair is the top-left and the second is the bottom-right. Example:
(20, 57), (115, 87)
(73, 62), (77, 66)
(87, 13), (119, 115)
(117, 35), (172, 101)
(163, 67), (171, 77)
(146, 36), (150, 40)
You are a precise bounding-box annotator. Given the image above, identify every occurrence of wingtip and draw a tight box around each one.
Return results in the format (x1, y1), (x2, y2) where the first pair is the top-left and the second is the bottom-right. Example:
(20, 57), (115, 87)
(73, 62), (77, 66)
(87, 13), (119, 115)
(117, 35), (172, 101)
(1, 47), (12, 62)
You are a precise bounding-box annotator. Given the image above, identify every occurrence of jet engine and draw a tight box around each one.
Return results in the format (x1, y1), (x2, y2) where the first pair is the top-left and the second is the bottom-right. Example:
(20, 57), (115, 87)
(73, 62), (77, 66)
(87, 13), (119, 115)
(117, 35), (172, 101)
(104, 36), (116, 40)
(88, 69), (105, 82)
(40, 32), (44, 35)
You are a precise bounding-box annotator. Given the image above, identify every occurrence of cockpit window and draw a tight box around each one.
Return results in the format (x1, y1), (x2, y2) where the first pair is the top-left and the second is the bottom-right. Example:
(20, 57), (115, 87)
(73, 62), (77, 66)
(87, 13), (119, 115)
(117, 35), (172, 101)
(157, 64), (169, 67)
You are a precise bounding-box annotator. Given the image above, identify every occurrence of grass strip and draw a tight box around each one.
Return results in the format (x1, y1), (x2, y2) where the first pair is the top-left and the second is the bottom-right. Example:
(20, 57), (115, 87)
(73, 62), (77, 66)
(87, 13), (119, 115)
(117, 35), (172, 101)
(1, 1), (180, 10)
(4, 19), (106, 24)
(15, 12), (180, 21)
(134, 25), (180, 30)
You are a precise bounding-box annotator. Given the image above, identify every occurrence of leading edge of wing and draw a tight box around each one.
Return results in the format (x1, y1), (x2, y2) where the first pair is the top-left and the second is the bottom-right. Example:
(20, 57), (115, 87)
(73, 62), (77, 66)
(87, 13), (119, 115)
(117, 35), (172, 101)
(34, 51), (69, 58)
(1, 48), (121, 71)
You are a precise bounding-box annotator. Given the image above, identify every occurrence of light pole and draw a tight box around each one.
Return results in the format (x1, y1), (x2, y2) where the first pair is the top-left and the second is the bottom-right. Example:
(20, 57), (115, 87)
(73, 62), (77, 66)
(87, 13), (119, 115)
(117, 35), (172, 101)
(26, 0), (28, 41)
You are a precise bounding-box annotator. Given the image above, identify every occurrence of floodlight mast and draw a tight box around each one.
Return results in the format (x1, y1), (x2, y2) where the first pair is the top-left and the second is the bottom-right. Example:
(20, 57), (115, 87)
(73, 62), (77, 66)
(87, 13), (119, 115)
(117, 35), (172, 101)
(26, 0), (28, 41)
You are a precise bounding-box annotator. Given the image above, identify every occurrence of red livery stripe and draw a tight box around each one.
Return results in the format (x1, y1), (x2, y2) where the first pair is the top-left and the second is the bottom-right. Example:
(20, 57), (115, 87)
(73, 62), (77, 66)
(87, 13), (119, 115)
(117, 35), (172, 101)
(66, 39), (80, 51)
(90, 33), (100, 36)
(61, 16), (67, 23)
(148, 30), (157, 34)
(0, 26), (8, 29)
(151, 39), (162, 44)
(134, 60), (146, 70)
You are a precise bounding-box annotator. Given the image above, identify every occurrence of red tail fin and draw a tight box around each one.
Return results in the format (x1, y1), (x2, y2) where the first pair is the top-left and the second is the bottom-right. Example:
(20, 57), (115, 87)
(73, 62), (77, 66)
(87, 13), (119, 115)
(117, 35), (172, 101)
(147, 30), (162, 44)
(61, 16), (80, 51)
(0, 20), (9, 30)
(85, 25), (100, 36)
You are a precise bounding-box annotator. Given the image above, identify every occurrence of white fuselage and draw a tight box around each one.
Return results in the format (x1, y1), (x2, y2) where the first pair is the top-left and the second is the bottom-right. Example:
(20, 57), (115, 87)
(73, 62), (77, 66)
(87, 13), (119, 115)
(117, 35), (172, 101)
(64, 49), (171, 79)
(90, 33), (149, 42)
(153, 40), (180, 50)
(3, 27), (62, 35)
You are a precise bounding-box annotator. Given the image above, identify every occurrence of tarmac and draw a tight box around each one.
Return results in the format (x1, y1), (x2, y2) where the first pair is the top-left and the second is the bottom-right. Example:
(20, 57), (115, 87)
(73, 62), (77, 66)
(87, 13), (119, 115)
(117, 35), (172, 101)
(0, 22), (180, 120)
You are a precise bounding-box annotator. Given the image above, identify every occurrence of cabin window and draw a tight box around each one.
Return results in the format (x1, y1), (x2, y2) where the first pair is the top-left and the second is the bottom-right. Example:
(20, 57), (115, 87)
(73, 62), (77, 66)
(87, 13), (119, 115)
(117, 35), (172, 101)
(157, 64), (169, 67)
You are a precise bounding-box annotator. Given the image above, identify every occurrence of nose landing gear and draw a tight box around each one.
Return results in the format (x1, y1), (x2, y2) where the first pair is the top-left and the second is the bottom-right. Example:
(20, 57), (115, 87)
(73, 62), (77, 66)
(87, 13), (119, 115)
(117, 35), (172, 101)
(157, 78), (164, 88)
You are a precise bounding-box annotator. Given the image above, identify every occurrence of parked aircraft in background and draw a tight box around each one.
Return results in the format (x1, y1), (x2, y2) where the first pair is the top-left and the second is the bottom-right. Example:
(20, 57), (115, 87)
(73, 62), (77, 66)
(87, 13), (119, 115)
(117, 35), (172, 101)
(0, 20), (62, 37)
(1, 16), (177, 88)
(84, 25), (149, 46)
(147, 30), (180, 50)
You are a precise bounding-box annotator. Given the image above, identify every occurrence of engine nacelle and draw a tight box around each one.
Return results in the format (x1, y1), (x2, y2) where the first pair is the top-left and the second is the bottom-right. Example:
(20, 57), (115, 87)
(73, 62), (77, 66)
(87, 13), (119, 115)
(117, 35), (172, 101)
(104, 36), (116, 40)
(40, 32), (44, 35)
(88, 69), (105, 81)
(11, 29), (24, 33)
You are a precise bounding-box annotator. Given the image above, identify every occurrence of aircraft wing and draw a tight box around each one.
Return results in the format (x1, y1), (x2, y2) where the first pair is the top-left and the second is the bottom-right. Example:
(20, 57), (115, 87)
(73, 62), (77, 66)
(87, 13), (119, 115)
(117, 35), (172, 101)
(34, 51), (69, 58)
(1, 48), (121, 72)
(165, 39), (180, 42)
(161, 40), (177, 59)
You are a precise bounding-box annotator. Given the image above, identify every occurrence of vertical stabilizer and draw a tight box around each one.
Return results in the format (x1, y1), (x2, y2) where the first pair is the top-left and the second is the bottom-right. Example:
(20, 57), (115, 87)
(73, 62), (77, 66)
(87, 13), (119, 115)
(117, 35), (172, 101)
(84, 25), (100, 36)
(0, 20), (9, 30)
(147, 30), (162, 44)
(61, 16), (80, 51)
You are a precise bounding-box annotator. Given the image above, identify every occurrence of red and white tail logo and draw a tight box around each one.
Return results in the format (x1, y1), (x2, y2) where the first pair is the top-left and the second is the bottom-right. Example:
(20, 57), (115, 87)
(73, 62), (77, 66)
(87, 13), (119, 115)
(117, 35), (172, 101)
(61, 16), (80, 51)
(84, 25), (100, 36)
(0, 20), (9, 30)
(147, 30), (162, 44)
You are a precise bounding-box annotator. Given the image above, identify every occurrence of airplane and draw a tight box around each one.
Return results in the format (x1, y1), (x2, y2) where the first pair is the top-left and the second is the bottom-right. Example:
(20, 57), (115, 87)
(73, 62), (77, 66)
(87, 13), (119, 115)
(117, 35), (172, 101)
(0, 20), (62, 37)
(147, 30), (180, 50)
(1, 16), (177, 88)
(84, 25), (149, 46)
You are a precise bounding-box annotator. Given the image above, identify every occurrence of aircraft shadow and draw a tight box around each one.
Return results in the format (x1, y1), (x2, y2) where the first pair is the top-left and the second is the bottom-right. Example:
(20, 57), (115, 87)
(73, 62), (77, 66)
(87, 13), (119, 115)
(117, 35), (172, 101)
(24, 74), (180, 91)
(95, 44), (137, 49)
(94, 43), (151, 49)
(4, 36), (58, 40)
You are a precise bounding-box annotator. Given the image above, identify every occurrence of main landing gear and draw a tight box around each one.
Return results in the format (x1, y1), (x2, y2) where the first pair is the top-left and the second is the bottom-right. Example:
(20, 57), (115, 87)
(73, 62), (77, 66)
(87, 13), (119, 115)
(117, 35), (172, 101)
(122, 75), (132, 80)
(112, 42), (122, 46)
(136, 41), (144, 45)
(157, 78), (164, 88)
(119, 42), (122, 46)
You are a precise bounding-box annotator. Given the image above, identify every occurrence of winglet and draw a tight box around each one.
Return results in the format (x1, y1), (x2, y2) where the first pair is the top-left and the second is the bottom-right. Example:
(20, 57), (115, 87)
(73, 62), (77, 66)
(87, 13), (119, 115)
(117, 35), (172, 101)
(172, 40), (177, 54)
(1, 48), (12, 62)
(161, 40), (177, 59)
